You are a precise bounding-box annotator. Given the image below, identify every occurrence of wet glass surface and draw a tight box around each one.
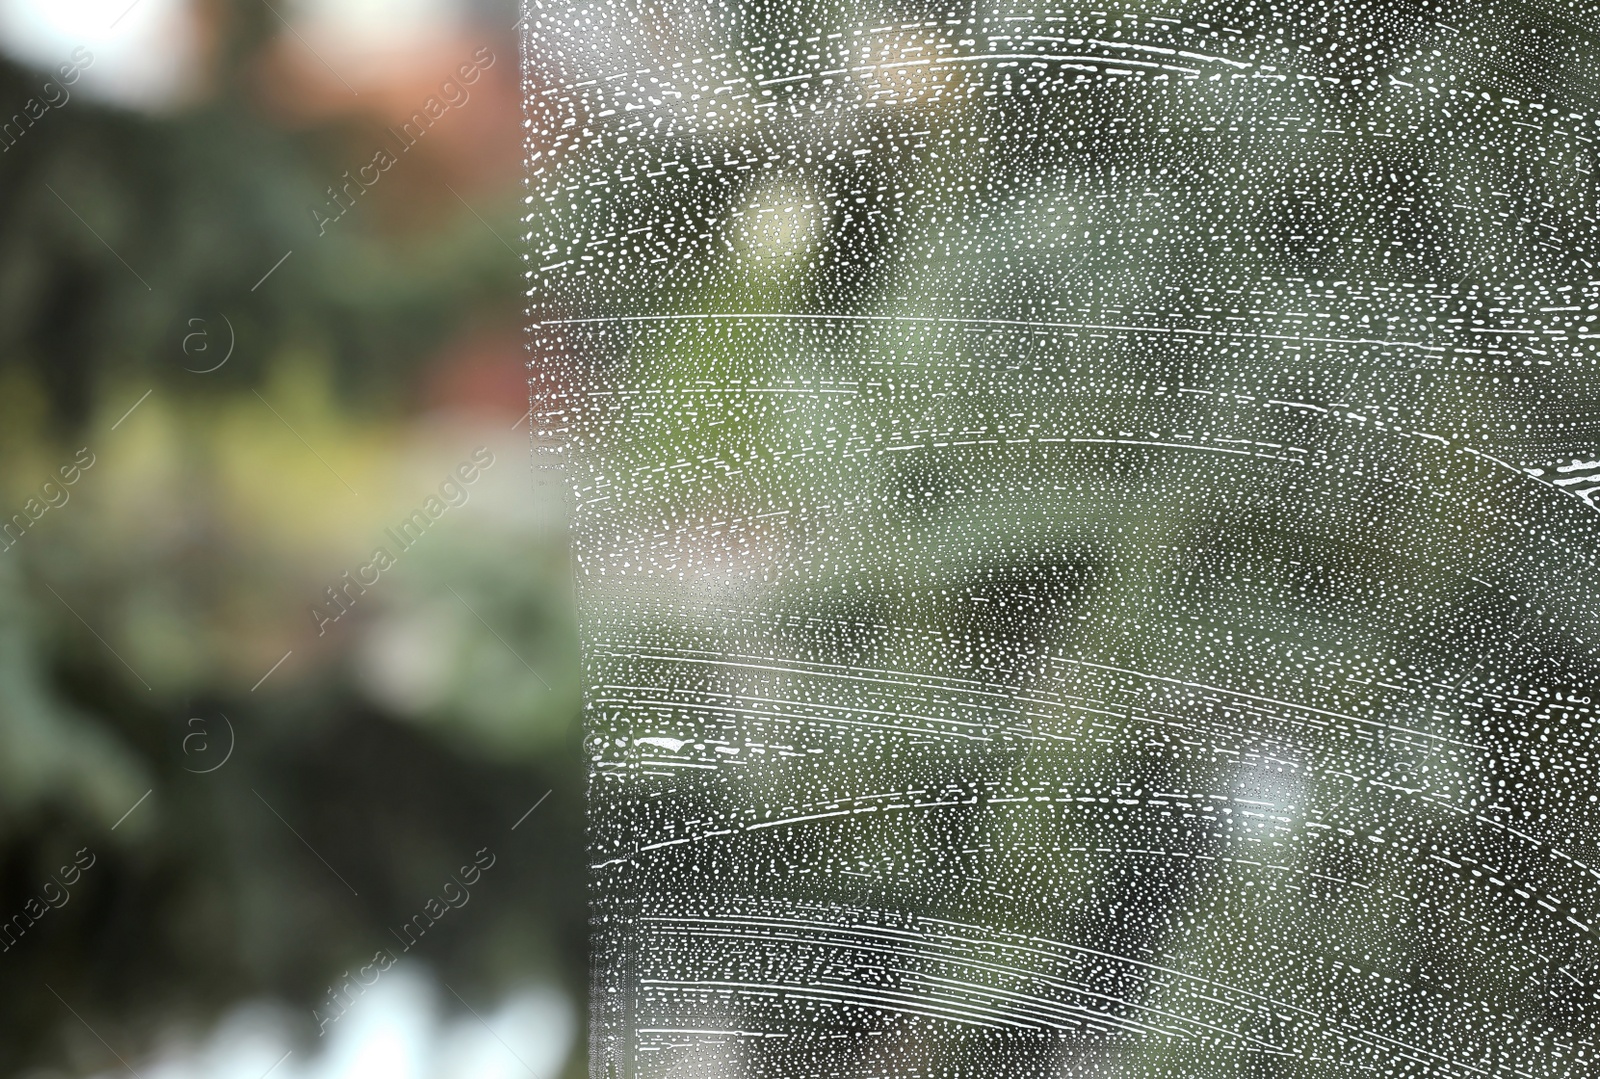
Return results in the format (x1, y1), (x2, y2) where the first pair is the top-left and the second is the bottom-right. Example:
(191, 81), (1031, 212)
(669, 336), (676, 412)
(527, 2), (1600, 1073)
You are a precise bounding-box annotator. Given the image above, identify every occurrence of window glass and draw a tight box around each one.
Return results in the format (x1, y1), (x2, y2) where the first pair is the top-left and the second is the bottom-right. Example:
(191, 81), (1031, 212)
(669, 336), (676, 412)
(527, 2), (1600, 1073)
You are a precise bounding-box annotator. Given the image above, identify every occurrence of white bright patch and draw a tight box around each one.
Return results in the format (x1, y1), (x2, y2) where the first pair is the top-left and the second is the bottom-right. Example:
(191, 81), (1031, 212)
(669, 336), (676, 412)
(84, 968), (576, 1079)
(286, 0), (468, 77)
(637, 736), (689, 752)
(0, 0), (203, 110)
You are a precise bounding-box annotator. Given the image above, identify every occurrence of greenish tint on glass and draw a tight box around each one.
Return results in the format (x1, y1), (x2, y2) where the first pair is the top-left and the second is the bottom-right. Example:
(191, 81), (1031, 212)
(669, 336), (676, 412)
(528, 1), (1600, 1074)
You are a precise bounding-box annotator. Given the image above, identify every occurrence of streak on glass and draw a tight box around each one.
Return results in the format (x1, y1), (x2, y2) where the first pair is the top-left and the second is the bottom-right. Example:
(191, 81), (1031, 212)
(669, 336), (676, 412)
(527, 1), (1600, 1074)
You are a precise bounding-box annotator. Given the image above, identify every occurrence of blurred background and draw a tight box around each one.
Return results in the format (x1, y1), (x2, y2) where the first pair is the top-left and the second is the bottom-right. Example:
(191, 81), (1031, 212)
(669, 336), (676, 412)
(0, 1), (586, 1076)
(5, 0), (1600, 1075)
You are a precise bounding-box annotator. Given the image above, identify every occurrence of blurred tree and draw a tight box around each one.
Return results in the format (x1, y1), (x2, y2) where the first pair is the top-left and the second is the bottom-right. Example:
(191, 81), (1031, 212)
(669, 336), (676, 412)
(0, 3), (588, 1076)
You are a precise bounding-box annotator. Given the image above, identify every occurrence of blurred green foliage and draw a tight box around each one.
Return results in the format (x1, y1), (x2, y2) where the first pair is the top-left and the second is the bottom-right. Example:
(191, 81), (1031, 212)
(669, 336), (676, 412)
(0, 5), (586, 1076)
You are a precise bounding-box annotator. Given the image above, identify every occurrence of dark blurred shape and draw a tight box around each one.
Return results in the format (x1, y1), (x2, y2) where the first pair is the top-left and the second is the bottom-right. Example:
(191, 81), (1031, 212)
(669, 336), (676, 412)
(0, 1), (585, 1076)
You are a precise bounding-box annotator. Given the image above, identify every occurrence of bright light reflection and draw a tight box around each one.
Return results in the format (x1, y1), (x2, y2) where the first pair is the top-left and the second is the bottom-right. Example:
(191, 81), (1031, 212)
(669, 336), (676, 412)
(0, 0), (203, 109)
(83, 968), (576, 1079)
